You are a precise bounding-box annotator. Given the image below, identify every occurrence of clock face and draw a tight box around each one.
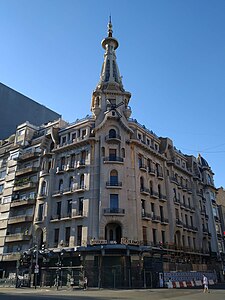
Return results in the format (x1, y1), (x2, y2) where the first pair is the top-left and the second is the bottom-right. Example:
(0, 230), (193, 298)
(106, 99), (124, 118)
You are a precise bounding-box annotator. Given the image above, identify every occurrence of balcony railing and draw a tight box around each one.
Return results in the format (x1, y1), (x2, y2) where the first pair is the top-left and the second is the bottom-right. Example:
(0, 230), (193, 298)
(5, 233), (31, 242)
(150, 190), (159, 198)
(16, 166), (39, 176)
(158, 194), (167, 201)
(104, 156), (124, 163)
(176, 219), (183, 227)
(106, 181), (122, 188)
(139, 164), (147, 172)
(148, 167), (155, 175)
(157, 171), (163, 179)
(8, 215), (33, 224)
(105, 134), (121, 142)
(140, 187), (150, 195)
(77, 160), (86, 168)
(103, 208), (125, 215)
(11, 198), (35, 207)
(142, 211), (152, 219)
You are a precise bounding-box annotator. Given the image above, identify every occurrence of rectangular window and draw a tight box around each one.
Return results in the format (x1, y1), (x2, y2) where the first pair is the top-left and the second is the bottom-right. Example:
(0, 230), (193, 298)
(143, 226), (147, 245)
(109, 149), (117, 160)
(67, 199), (72, 217)
(65, 227), (70, 246)
(141, 199), (145, 214)
(77, 225), (82, 246)
(0, 184), (4, 193)
(159, 206), (164, 220)
(56, 201), (61, 218)
(54, 228), (59, 246)
(38, 204), (44, 221)
(152, 228), (157, 245)
(161, 231), (165, 244)
(78, 197), (84, 215)
(110, 194), (118, 212)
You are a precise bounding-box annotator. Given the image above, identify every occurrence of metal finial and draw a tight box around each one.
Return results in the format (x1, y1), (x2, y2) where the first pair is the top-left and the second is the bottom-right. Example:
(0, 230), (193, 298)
(108, 15), (113, 37)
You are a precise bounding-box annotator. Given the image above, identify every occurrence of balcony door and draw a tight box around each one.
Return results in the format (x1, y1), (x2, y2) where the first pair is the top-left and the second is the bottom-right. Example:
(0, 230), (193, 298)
(105, 223), (122, 244)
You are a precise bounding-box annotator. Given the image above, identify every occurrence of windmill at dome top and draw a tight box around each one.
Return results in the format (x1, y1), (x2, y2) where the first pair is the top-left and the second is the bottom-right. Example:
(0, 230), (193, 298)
(105, 99), (124, 118)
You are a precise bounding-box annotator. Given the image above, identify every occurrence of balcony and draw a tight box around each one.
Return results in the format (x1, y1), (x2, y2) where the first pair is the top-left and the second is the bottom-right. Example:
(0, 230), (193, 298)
(106, 181), (122, 188)
(150, 190), (159, 199)
(11, 198), (35, 207)
(54, 135), (91, 151)
(158, 194), (167, 202)
(8, 215), (33, 224)
(148, 167), (155, 176)
(65, 164), (75, 172)
(16, 166), (39, 176)
(74, 185), (86, 193)
(52, 190), (63, 197)
(181, 184), (187, 192)
(142, 211), (152, 220)
(176, 219), (183, 227)
(56, 166), (65, 174)
(105, 134), (121, 143)
(157, 171), (163, 180)
(37, 193), (47, 200)
(77, 160), (86, 168)
(160, 217), (169, 224)
(140, 187), (150, 195)
(139, 164), (147, 172)
(103, 208), (125, 215)
(174, 197), (181, 205)
(72, 210), (87, 218)
(5, 233), (31, 242)
(17, 152), (40, 161)
(170, 177), (178, 184)
(151, 214), (161, 223)
(40, 170), (50, 177)
(14, 180), (37, 191)
(2, 252), (21, 261)
(103, 156), (124, 164)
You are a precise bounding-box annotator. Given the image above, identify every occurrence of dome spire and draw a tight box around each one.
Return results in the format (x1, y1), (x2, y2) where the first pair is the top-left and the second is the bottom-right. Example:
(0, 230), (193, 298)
(99, 18), (122, 89)
(108, 15), (113, 37)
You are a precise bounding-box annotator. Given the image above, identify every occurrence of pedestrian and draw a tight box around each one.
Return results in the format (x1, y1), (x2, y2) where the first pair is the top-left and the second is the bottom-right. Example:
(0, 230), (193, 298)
(203, 274), (209, 293)
(83, 276), (88, 290)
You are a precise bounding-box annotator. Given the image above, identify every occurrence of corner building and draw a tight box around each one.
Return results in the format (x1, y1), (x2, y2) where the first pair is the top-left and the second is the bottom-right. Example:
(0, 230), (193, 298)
(0, 21), (223, 287)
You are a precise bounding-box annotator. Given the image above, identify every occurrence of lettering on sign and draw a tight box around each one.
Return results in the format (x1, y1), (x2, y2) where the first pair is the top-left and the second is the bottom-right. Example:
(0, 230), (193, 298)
(121, 238), (141, 246)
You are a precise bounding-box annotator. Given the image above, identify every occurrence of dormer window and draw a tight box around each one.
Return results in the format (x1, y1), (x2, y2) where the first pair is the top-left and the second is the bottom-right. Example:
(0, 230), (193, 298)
(109, 129), (116, 138)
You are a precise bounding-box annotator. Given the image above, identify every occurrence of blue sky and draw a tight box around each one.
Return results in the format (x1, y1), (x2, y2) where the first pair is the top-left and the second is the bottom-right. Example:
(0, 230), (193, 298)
(0, 0), (225, 187)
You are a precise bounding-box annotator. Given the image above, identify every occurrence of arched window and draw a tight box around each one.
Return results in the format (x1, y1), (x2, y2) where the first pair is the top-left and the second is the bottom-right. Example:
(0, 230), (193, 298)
(59, 179), (63, 192)
(80, 174), (84, 189)
(41, 181), (47, 196)
(110, 170), (118, 185)
(109, 129), (116, 138)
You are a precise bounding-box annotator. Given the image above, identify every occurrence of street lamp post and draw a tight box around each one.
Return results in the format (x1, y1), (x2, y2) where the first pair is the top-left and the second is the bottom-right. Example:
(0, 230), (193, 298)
(34, 245), (39, 289)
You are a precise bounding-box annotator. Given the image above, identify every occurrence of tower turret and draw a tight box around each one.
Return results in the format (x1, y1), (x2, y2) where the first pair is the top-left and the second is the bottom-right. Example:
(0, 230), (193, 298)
(91, 19), (132, 123)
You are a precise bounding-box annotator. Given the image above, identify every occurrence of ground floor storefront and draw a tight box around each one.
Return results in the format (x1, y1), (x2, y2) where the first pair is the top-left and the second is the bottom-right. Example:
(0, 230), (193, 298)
(0, 244), (222, 288)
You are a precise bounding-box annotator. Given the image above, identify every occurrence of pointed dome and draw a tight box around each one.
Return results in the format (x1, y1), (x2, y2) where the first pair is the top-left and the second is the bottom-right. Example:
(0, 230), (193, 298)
(197, 153), (209, 167)
(98, 18), (123, 90)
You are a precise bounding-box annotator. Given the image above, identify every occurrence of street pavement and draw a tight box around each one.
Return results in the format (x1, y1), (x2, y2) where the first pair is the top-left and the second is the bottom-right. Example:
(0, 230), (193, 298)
(0, 285), (224, 300)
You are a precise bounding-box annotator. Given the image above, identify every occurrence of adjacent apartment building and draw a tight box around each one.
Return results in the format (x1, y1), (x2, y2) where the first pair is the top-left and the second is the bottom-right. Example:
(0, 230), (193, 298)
(0, 21), (223, 287)
(0, 82), (61, 140)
